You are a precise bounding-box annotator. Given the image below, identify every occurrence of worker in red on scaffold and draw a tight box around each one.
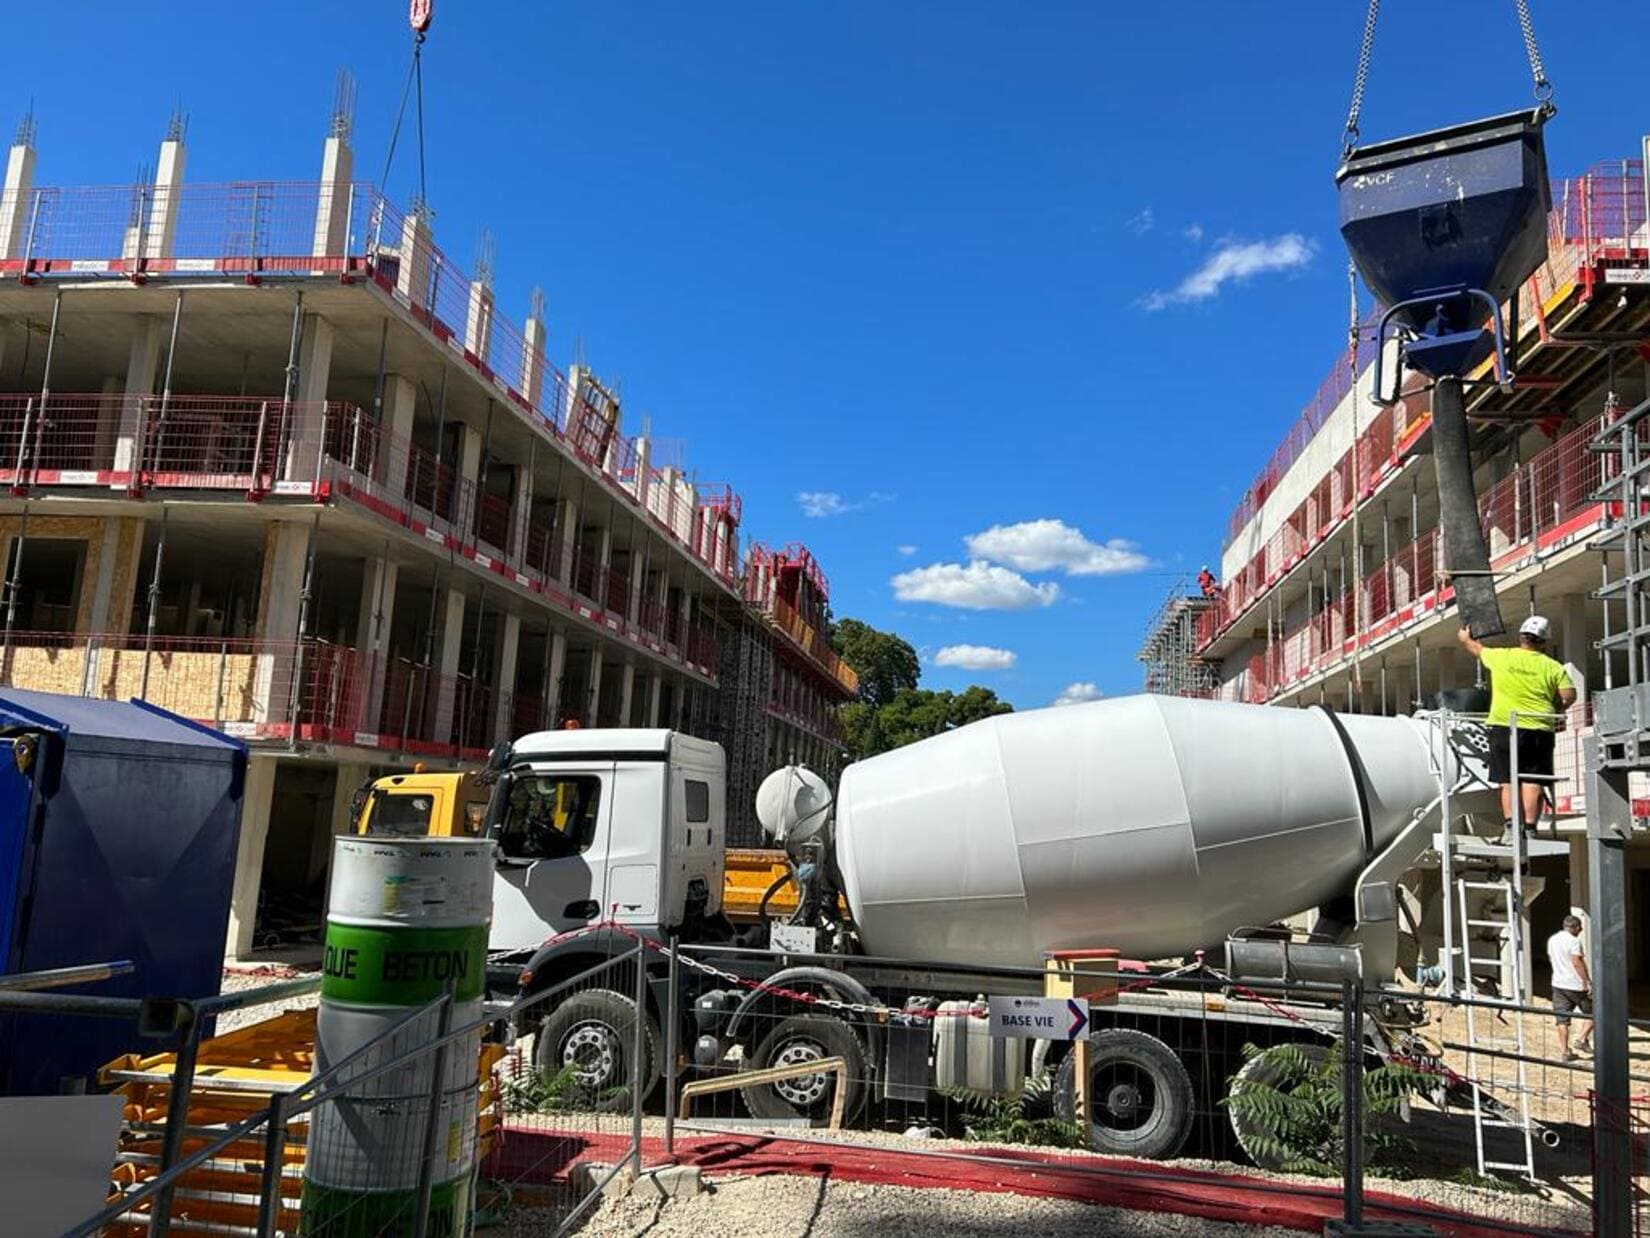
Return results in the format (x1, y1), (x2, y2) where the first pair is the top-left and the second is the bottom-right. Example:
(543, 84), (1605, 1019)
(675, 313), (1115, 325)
(1456, 615), (1577, 831)
(1197, 565), (1218, 599)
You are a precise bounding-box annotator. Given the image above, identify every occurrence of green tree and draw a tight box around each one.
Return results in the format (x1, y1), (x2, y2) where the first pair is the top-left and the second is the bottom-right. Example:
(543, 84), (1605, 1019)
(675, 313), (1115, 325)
(831, 618), (1014, 762)
(831, 618), (919, 708)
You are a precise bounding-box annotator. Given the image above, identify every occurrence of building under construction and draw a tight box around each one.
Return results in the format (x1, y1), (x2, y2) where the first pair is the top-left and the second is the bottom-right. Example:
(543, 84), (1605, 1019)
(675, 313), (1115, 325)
(1171, 149), (1650, 988)
(0, 103), (857, 956)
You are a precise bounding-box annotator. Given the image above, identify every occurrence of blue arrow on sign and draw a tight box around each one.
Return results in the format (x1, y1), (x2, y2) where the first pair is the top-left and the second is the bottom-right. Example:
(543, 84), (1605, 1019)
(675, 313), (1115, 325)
(1067, 998), (1089, 1040)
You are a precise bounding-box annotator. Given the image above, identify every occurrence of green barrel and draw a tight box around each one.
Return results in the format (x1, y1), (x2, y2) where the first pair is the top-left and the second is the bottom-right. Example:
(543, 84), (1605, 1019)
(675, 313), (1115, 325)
(302, 837), (495, 1237)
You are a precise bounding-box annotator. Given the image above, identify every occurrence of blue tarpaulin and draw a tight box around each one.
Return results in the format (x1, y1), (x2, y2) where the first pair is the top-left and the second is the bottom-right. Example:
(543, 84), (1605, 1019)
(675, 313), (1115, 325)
(0, 689), (246, 1095)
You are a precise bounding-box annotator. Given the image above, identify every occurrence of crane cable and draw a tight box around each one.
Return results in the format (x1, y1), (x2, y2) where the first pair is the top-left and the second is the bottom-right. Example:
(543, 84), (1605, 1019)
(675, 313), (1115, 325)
(380, 3), (433, 209)
(1342, 0), (1554, 158)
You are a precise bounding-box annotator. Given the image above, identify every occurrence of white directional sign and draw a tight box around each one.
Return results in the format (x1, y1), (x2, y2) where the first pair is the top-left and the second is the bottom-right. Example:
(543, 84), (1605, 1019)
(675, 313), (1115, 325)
(987, 995), (1090, 1040)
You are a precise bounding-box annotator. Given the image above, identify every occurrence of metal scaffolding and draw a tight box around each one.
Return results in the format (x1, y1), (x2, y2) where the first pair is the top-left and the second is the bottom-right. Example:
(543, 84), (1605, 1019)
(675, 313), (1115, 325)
(1138, 578), (1220, 698)
(716, 612), (775, 848)
(1583, 392), (1648, 1236)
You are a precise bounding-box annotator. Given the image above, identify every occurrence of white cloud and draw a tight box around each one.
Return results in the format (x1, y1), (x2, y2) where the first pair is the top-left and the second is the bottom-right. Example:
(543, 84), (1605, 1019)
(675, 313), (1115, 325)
(1142, 233), (1315, 310)
(965, 519), (1151, 577)
(1184, 223), (1204, 243)
(798, 491), (848, 517)
(798, 490), (894, 518)
(891, 561), (1060, 611)
(1052, 682), (1103, 707)
(933, 644), (1018, 672)
(1126, 207), (1155, 236)
(896, 544), (918, 556)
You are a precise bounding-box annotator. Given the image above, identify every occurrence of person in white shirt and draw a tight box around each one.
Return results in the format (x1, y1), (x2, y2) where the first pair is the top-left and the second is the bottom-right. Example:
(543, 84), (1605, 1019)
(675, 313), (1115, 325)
(1547, 915), (1593, 1061)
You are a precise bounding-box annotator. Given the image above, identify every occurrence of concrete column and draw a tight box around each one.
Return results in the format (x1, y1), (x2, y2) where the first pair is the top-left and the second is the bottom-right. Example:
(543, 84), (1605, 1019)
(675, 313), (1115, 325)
(396, 209), (433, 310)
(509, 461), (534, 568)
(113, 320), (165, 474)
(142, 134), (187, 261)
(455, 423), (483, 537)
(285, 314), (335, 483)
(432, 588), (467, 740)
(0, 133), (36, 261)
(546, 629), (568, 723)
(646, 673), (662, 726)
(312, 133), (354, 259)
(355, 555), (398, 729)
(558, 495), (580, 583)
(585, 648), (603, 727)
(80, 518), (130, 634)
(1569, 834), (1590, 921)
(618, 662), (636, 726)
(225, 754), (278, 958)
(626, 546), (645, 624)
(634, 435), (652, 506)
(254, 522), (311, 724)
(520, 302), (548, 411)
(79, 518), (144, 696)
(493, 611), (521, 740)
(1560, 591), (1590, 695)
(382, 373), (417, 491)
(464, 279), (494, 362)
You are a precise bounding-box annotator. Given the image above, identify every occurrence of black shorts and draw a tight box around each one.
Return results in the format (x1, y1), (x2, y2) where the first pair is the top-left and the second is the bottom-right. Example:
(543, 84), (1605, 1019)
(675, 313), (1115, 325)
(1553, 987), (1592, 1024)
(1486, 725), (1555, 783)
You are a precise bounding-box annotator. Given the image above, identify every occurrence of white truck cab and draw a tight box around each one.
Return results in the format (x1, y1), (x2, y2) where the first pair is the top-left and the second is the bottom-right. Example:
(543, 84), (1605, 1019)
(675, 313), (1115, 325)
(487, 729), (727, 952)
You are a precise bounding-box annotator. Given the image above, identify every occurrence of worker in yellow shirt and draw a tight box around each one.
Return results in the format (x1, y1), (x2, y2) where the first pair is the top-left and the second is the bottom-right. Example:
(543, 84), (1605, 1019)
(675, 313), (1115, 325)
(1457, 615), (1577, 829)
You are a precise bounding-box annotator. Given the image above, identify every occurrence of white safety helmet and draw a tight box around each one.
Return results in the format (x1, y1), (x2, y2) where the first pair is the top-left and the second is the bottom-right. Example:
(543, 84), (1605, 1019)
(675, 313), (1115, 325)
(1519, 614), (1551, 642)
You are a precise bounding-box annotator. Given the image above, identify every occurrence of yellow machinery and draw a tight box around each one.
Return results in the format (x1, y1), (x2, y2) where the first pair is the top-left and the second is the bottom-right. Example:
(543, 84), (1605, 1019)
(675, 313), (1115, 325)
(99, 1009), (505, 1234)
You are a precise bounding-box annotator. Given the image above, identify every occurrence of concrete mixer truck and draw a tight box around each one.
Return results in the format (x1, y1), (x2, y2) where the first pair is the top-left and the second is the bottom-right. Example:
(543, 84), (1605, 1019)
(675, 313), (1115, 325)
(482, 694), (1502, 1159)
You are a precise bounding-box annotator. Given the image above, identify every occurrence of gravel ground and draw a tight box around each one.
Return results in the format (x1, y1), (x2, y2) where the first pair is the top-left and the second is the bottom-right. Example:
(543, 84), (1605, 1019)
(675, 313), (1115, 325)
(215, 963), (321, 1034)
(491, 1112), (1591, 1234)
(552, 1176), (1304, 1238)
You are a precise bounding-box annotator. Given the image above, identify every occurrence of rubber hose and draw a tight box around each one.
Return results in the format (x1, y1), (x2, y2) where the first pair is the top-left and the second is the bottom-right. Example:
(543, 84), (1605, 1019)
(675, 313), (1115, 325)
(1431, 375), (1505, 638)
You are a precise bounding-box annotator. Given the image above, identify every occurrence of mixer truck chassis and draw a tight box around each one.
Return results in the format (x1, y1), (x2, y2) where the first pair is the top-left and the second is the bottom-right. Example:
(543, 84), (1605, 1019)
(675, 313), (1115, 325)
(506, 928), (1392, 1161)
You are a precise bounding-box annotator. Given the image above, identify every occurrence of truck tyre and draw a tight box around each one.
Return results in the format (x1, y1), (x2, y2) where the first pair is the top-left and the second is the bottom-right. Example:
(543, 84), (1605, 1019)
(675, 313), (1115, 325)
(741, 1014), (870, 1126)
(1055, 1029), (1194, 1159)
(535, 989), (661, 1111)
(1227, 1042), (1330, 1170)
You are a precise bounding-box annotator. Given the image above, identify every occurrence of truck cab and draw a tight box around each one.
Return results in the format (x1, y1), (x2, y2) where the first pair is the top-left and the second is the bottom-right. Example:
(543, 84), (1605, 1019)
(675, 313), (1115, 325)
(354, 768), (490, 839)
(487, 729), (728, 952)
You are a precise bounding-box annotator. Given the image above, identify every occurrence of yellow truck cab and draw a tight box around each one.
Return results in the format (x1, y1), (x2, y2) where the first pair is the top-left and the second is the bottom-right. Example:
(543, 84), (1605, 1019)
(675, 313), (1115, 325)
(353, 768), (491, 839)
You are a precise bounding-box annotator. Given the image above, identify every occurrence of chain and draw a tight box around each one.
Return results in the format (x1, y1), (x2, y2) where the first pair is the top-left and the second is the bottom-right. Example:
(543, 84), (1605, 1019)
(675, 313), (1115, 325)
(1346, 0), (1554, 158)
(1513, 0), (1554, 105)
(1342, 0), (1381, 156)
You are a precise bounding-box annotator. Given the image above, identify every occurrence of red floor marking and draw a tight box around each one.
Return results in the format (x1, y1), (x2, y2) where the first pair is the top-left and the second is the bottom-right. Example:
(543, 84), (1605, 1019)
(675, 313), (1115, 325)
(483, 1124), (1570, 1237)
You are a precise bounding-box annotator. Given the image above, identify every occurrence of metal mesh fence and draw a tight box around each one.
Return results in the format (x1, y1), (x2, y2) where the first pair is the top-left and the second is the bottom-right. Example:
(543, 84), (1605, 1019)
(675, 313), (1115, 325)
(479, 946), (649, 1235)
(622, 940), (1606, 1235)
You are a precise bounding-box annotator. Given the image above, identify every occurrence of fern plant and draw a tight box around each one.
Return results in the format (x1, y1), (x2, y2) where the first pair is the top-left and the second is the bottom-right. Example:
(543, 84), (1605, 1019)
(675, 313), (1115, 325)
(944, 1069), (1086, 1149)
(1222, 1041), (1433, 1177)
(500, 1062), (630, 1115)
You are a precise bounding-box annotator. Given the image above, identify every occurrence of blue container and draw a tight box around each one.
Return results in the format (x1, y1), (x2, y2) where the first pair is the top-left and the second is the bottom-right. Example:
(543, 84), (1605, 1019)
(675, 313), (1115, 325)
(1338, 108), (1552, 340)
(0, 689), (246, 1095)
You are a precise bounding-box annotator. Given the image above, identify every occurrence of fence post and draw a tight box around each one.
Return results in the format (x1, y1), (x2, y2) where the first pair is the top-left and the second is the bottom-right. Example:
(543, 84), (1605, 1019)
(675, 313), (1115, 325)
(411, 980), (456, 1238)
(663, 937), (680, 1160)
(214, 640), (228, 728)
(1340, 978), (1365, 1230)
(148, 1004), (206, 1238)
(254, 1094), (290, 1238)
(631, 942), (648, 1178)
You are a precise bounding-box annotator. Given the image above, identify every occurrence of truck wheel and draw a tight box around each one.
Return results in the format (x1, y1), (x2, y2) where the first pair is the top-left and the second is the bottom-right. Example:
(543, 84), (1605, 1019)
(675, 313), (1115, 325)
(741, 1014), (869, 1126)
(1227, 1042), (1329, 1169)
(535, 989), (660, 1111)
(1055, 1029), (1194, 1159)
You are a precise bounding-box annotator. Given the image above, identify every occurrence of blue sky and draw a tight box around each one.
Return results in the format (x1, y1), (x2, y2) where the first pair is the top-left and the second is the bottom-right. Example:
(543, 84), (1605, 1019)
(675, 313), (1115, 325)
(9, 3), (1642, 709)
